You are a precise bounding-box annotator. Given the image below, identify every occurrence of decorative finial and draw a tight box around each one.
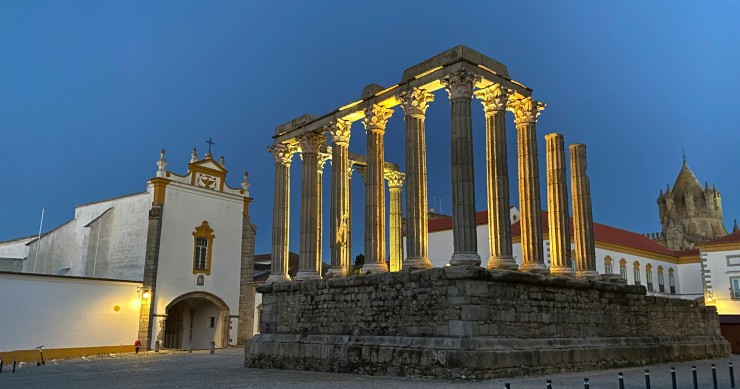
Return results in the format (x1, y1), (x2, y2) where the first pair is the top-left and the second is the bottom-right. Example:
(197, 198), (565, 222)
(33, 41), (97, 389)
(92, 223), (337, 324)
(190, 148), (198, 163)
(241, 170), (251, 196)
(682, 148), (687, 164)
(220, 156), (225, 166)
(205, 137), (216, 158)
(734, 219), (739, 233)
(156, 148), (168, 177)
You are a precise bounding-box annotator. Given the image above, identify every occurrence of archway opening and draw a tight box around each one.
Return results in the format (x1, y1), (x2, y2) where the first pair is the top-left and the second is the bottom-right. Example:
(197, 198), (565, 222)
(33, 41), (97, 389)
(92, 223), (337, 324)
(163, 292), (230, 350)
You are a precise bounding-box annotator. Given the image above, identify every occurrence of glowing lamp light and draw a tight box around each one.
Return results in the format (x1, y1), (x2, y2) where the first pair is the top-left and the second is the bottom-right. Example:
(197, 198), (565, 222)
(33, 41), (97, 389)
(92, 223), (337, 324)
(142, 290), (151, 299)
(707, 294), (714, 303)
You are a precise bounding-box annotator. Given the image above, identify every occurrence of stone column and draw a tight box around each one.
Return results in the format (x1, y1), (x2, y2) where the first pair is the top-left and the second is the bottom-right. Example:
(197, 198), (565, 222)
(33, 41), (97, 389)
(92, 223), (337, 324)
(545, 133), (574, 276)
(508, 97), (549, 274)
(385, 170), (405, 272)
(316, 151), (331, 275)
(570, 144), (599, 278)
(295, 132), (325, 280)
(362, 104), (393, 273)
(443, 69), (481, 266)
(474, 84), (517, 270)
(397, 87), (434, 270)
(347, 162), (354, 271)
(266, 143), (297, 283)
(327, 120), (352, 278)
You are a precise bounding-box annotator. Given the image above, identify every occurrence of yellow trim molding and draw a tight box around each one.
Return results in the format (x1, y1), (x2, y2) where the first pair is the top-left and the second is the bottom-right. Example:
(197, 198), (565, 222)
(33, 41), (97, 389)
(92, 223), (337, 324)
(192, 221), (215, 275)
(150, 177), (170, 204)
(699, 242), (740, 253)
(1, 345), (135, 363)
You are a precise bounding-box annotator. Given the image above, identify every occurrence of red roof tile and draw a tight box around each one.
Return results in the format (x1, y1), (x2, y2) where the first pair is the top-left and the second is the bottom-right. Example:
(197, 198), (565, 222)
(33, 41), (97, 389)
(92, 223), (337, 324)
(701, 231), (740, 246)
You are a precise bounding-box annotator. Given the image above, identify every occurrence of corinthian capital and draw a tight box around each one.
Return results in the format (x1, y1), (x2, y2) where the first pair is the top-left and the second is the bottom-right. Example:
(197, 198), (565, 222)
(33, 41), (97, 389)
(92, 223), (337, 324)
(297, 131), (325, 155)
(507, 96), (546, 125)
(318, 151), (331, 171)
(384, 170), (406, 189)
(362, 104), (393, 132)
(397, 87), (435, 117)
(268, 143), (298, 167)
(474, 84), (509, 115)
(327, 119), (351, 145)
(442, 69), (481, 100)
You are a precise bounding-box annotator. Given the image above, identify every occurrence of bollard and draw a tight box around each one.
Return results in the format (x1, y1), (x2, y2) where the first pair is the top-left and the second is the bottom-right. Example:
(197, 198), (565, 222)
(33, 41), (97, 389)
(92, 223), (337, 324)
(154, 340), (160, 352)
(712, 363), (718, 389)
(210, 341), (215, 355)
(618, 372), (624, 389)
(671, 367), (677, 389)
(546, 379), (552, 389)
(188, 344), (192, 354)
(731, 362), (736, 388)
(645, 369), (651, 389)
(584, 377), (589, 389)
(692, 366), (698, 389)
(0, 357), (3, 373)
(504, 384), (511, 389)
(12, 358), (16, 373)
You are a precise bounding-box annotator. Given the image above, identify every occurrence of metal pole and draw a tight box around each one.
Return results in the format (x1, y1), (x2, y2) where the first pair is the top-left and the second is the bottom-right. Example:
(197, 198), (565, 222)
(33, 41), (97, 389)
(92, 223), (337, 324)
(0, 357), (3, 373)
(645, 369), (651, 389)
(504, 384), (510, 389)
(584, 378), (589, 389)
(730, 362), (736, 388)
(671, 367), (677, 389)
(619, 372), (624, 389)
(712, 363), (718, 389)
(546, 379), (552, 389)
(12, 358), (16, 373)
(33, 207), (44, 272)
(693, 366), (698, 389)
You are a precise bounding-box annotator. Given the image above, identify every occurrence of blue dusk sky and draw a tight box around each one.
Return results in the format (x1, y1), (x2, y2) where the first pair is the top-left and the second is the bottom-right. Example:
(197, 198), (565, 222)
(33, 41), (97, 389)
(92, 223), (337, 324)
(1, 1), (738, 259)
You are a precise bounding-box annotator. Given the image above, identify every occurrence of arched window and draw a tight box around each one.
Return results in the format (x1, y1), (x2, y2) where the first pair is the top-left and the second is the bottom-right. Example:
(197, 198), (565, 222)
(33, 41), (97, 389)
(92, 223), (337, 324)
(619, 259), (627, 281)
(668, 268), (676, 294)
(645, 264), (654, 291)
(604, 256), (613, 275)
(192, 221), (215, 275)
(657, 266), (665, 293)
(633, 261), (641, 286)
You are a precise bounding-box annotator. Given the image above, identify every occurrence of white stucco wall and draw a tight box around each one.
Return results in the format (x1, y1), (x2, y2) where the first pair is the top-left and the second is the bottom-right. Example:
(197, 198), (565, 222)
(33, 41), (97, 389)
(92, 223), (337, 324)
(0, 272), (141, 351)
(704, 248), (740, 314)
(0, 237), (33, 259)
(151, 181), (244, 348)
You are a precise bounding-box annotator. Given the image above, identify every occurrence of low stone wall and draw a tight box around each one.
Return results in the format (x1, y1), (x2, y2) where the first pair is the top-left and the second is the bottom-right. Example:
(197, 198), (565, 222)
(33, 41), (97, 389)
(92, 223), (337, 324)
(245, 267), (730, 379)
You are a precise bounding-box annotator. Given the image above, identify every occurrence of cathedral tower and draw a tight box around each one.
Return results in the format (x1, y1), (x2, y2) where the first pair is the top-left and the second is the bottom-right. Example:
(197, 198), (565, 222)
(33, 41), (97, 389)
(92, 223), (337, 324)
(656, 160), (727, 250)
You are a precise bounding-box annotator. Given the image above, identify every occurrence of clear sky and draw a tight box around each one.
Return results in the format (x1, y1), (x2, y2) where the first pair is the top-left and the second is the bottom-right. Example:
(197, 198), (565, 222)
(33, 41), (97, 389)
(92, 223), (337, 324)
(1, 1), (738, 259)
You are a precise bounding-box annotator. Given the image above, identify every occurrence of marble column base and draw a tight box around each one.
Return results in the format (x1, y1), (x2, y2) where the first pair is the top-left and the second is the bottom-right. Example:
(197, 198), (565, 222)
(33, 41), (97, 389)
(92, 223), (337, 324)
(549, 266), (576, 277)
(294, 271), (322, 281)
(487, 256), (518, 271)
(325, 268), (348, 278)
(519, 262), (550, 274)
(362, 262), (389, 274)
(403, 257), (433, 271)
(450, 252), (482, 267)
(265, 273), (292, 284)
(576, 270), (601, 279)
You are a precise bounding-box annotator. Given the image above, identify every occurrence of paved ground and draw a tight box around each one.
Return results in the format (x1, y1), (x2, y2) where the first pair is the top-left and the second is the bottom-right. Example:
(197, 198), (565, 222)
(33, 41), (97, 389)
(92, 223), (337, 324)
(1, 347), (739, 388)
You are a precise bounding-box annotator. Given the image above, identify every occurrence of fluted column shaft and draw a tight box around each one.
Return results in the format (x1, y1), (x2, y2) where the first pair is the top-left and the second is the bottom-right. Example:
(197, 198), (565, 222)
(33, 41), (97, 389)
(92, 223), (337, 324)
(475, 85), (517, 270)
(327, 120), (351, 278)
(317, 152), (330, 273)
(397, 88), (434, 270)
(267, 144), (296, 283)
(362, 105), (393, 273)
(443, 70), (481, 266)
(571, 144), (599, 278)
(386, 171), (405, 272)
(295, 132), (324, 280)
(509, 97), (549, 274)
(546, 133), (574, 276)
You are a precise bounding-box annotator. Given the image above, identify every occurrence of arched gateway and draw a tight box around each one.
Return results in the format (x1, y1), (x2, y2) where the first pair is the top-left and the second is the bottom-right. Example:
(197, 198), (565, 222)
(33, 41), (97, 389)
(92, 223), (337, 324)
(163, 292), (230, 350)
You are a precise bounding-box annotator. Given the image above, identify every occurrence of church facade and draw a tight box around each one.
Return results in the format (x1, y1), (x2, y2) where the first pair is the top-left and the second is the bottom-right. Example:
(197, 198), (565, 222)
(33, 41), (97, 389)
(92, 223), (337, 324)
(0, 148), (257, 359)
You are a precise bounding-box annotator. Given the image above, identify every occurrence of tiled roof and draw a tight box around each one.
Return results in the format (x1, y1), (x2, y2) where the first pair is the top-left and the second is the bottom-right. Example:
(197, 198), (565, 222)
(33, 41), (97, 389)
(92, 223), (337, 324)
(430, 209), (680, 257)
(701, 231), (740, 246)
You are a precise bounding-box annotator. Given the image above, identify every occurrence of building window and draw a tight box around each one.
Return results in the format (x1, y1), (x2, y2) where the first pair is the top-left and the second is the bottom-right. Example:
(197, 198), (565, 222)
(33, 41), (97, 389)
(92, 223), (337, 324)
(658, 266), (665, 292)
(633, 261), (641, 286)
(209, 317), (215, 328)
(604, 256), (613, 275)
(645, 264), (654, 291)
(731, 278), (740, 300)
(669, 268), (676, 294)
(619, 259), (627, 281)
(192, 221), (215, 275)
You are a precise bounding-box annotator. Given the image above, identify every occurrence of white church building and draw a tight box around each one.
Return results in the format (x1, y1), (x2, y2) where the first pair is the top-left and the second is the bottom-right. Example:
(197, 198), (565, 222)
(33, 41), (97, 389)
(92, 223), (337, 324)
(0, 148), (257, 361)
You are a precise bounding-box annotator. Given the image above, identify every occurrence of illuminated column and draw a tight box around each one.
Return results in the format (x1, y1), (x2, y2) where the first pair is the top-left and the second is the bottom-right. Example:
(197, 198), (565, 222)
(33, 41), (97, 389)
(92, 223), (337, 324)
(508, 97), (549, 274)
(266, 143), (297, 283)
(570, 144), (599, 278)
(295, 132), (325, 280)
(545, 133), (574, 276)
(474, 84), (517, 270)
(327, 120), (352, 278)
(385, 170), (405, 272)
(397, 87), (434, 270)
(362, 104), (393, 273)
(317, 151), (331, 274)
(347, 162), (354, 271)
(443, 69), (482, 266)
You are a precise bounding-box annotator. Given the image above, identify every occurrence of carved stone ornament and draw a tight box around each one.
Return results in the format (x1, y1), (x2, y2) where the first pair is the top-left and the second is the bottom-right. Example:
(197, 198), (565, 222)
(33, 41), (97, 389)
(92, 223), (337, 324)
(507, 96), (546, 124)
(474, 84), (509, 115)
(156, 148), (168, 177)
(362, 104), (393, 132)
(397, 87), (435, 117)
(297, 131), (325, 155)
(327, 119), (351, 145)
(441, 69), (481, 100)
(268, 143), (297, 167)
(317, 152), (331, 170)
(384, 170), (406, 189)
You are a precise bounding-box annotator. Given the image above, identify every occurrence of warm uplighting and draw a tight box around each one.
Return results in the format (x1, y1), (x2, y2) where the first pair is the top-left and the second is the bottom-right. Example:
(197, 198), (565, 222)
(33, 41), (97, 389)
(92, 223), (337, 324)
(138, 286), (151, 299)
(706, 294), (714, 303)
(142, 290), (151, 299)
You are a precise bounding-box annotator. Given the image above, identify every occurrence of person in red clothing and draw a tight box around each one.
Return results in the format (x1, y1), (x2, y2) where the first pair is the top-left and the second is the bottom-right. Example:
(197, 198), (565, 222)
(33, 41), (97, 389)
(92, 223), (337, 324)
(134, 339), (141, 354)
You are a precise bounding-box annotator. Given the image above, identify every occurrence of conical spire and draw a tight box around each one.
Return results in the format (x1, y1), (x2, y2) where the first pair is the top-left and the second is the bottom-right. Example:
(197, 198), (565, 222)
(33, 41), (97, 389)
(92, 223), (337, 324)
(673, 160), (703, 194)
(734, 219), (739, 233)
